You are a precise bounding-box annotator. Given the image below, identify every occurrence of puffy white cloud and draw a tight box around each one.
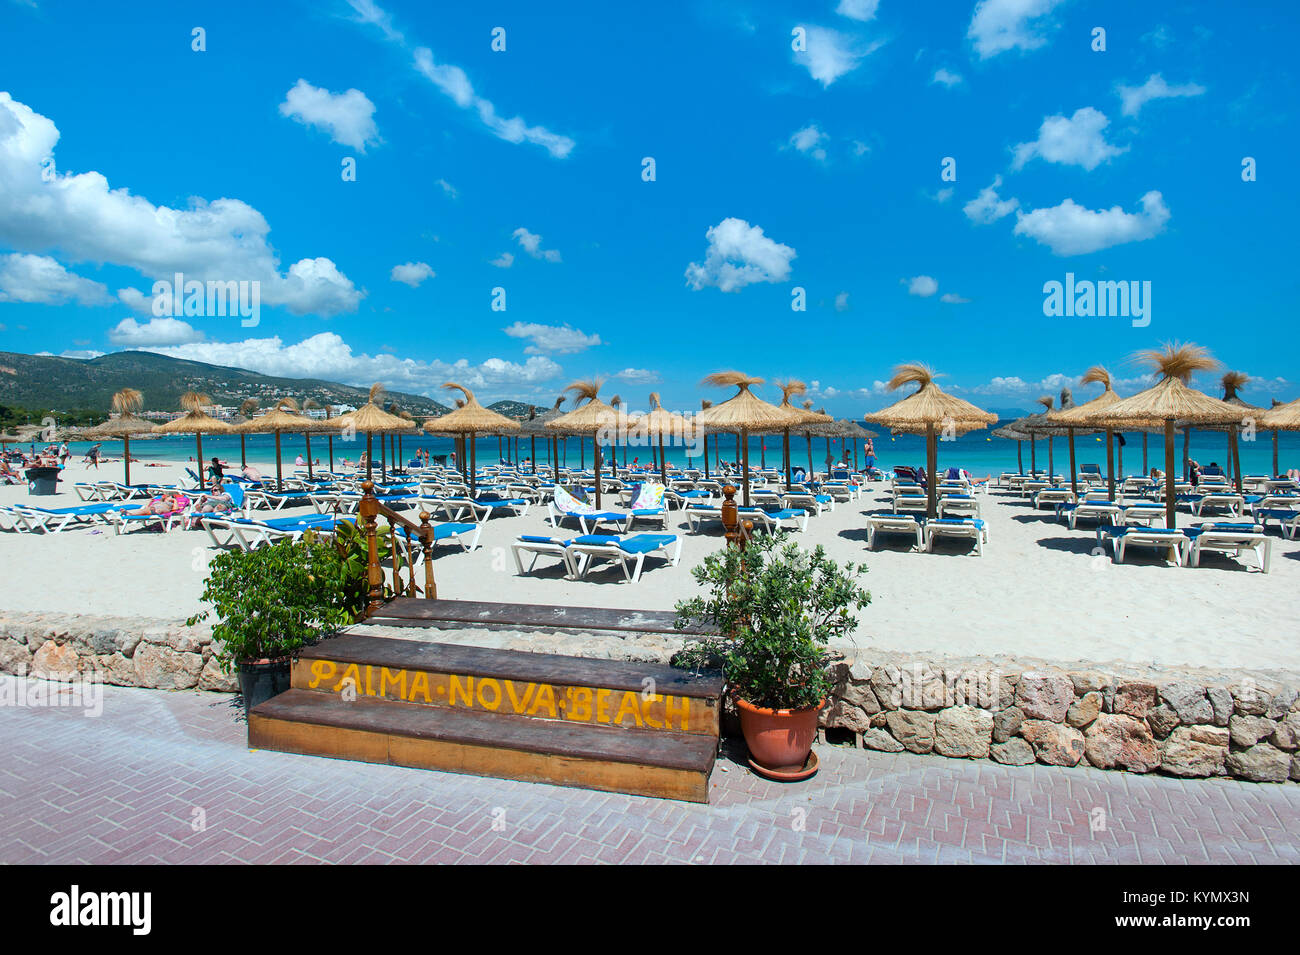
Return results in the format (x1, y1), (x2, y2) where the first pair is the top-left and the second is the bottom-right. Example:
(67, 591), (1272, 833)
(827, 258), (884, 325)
(836, 0), (880, 21)
(390, 261), (434, 286)
(793, 26), (877, 87)
(684, 218), (796, 292)
(511, 227), (561, 263)
(108, 317), (206, 347)
(787, 124), (829, 161)
(490, 252), (514, 268)
(139, 331), (563, 399)
(279, 79), (380, 152)
(967, 0), (1067, 59)
(1013, 107), (1125, 171)
(610, 368), (660, 385)
(503, 322), (600, 355)
(963, 175), (1020, 224)
(932, 68), (963, 88)
(0, 253), (111, 305)
(0, 93), (362, 317)
(1117, 74), (1207, 117)
(1014, 191), (1170, 255)
(117, 287), (152, 312)
(966, 372), (1076, 397)
(905, 275), (939, 297)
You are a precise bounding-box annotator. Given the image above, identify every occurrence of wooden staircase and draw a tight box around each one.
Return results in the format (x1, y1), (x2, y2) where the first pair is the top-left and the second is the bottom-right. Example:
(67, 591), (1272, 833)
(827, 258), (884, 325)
(249, 630), (724, 803)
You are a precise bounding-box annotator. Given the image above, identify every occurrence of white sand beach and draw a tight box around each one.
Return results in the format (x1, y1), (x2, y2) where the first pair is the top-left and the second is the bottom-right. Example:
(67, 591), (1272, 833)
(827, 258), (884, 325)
(2, 459), (1298, 674)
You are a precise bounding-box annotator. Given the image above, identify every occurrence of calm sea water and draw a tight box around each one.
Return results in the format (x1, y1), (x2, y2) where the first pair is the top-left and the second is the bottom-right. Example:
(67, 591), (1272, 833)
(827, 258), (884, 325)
(48, 425), (1299, 478)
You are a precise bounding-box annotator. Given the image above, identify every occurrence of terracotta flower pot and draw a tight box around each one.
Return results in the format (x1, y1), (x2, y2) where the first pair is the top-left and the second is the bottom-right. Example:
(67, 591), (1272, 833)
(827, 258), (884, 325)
(735, 696), (824, 770)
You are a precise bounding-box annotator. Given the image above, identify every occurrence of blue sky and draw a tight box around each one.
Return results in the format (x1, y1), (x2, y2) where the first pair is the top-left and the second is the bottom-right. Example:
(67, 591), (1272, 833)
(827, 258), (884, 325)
(0, 0), (1296, 415)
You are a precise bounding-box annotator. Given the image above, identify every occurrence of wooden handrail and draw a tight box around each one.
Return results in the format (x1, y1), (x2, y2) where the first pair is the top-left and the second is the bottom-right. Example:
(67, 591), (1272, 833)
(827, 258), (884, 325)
(358, 480), (438, 616)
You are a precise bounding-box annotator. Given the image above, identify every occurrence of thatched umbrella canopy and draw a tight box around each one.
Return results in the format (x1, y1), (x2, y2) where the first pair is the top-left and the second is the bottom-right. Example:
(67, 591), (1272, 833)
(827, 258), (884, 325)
(518, 397), (565, 474)
(235, 398), (260, 468)
(633, 392), (689, 485)
(239, 398), (333, 489)
(829, 419), (877, 472)
(993, 423), (1032, 474)
(1048, 367), (1127, 497)
(424, 383), (519, 492)
(795, 399), (834, 479)
(697, 372), (797, 505)
(1258, 397), (1300, 478)
(864, 364), (995, 517)
(152, 392), (235, 481)
(335, 384), (415, 480)
(83, 387), (154, 485)
(1016, 395), (1074, 485)
(546, 380), (619, 508)
(1090, 343), (1242, 529)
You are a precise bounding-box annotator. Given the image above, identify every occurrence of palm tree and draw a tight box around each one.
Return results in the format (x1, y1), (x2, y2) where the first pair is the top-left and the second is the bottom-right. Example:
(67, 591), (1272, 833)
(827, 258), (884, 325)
(238, 398), (259, 467)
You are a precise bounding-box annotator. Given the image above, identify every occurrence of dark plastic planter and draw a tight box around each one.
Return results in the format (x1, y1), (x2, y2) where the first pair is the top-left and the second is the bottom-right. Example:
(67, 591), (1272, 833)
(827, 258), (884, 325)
(236, 658), (292, 715)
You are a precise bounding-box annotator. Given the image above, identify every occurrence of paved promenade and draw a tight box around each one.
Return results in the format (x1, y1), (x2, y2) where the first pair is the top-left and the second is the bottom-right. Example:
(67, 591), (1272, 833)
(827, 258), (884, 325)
(2, 677), (1298, 864)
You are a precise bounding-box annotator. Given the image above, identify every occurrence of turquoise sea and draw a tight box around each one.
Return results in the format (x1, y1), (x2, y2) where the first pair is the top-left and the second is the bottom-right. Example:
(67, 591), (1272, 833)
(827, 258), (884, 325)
(41, 424), (1300, 479)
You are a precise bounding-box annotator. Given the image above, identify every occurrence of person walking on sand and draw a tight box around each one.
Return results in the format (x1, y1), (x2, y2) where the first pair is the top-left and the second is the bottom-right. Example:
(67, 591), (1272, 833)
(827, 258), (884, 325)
(88, 443), (102, 470)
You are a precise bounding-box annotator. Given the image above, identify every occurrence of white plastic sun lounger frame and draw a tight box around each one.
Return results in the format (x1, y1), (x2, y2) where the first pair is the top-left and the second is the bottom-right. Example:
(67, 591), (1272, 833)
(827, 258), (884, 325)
(864, 515), (923, 551)
(510, 539), (579, 579)
(568, 536), (682, 583)
(1114, 530), (1188, 566)
(925, 520), (987, 556)
(1187, 528), (1271, 574)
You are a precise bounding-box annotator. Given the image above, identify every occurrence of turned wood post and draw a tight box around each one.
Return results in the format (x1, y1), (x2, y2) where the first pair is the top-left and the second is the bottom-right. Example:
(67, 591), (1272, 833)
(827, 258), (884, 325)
(419, 510), (438, 600)
(360, 480), (383, 617)
(721, 484), (750, 551)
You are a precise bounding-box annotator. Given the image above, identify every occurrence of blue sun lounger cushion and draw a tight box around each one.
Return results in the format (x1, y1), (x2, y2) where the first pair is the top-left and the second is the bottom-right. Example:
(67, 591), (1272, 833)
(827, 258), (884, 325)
(573, 534), (675, 553)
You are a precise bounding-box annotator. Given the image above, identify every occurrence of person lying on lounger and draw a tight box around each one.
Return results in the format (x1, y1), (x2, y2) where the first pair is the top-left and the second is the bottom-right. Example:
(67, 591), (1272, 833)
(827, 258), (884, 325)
(122, 493), (189, 516)
(192, 481), (234, 513)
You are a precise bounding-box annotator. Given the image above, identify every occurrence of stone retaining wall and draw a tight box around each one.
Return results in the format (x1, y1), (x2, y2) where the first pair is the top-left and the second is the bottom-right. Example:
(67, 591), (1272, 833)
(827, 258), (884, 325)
(0, 611), (235, 692)
(819, 653), (1300, 783)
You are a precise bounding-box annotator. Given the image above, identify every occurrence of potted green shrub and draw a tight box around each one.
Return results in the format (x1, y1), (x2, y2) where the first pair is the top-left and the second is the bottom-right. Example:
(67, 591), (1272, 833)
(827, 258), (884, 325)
(189, 537), (357, 714)
(674, 535), (869, 777)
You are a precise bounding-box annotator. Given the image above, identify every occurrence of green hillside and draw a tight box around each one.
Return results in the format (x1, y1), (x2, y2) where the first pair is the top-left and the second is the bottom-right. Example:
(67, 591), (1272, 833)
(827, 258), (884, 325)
(0, 350), (452, 423)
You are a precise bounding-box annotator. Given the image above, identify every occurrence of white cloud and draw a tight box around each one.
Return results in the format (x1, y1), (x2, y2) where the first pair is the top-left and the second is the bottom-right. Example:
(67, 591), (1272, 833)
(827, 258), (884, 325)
(967, 0), (1067, 59)
(0, 93), (362, 317)
(117, 287), (152, 313)
(963, 175), (1020, 224)
(435, 178), (458, 199)
(834, 291), (850, 311)
(794, 26), (878, 87)
(787, 124), (829, 161)
(967, 372), (1075, 397)
(1014, 191), (1171, 255)
(1012, 107), (1125, 171)
(932, 186), (955, 203)
(684, 218), (796, 292)
(0, 253), (111, 305)
(503, 322), (600, 355)
(511, 227), (561, 263)
(412, 47), (575, 159)
(611, 368), (660, 385)
(389, 261), (434, 286)
(1117, 74), (1207, 117)
(836, 0), (880, 21)
(279, 79), (380, 152)
(140, 331), (563, 399)
(906, 275), (938, 297)
(346, 0), (574, 158)
(940, 292), (971, 304)
(932, 68), (964, 88)
(490, 252), (514, 268)
(108, 317), (206, 347)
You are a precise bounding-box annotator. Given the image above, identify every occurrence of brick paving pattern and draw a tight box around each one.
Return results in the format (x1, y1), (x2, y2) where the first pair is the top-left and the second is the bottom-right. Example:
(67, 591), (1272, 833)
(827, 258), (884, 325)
(2, 677), (1298, 864)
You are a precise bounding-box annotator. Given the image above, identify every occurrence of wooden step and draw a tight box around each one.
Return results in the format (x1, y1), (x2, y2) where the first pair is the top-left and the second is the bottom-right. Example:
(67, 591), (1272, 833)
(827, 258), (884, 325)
(249, 689), (717, 803)
(293, 633), (723, 736)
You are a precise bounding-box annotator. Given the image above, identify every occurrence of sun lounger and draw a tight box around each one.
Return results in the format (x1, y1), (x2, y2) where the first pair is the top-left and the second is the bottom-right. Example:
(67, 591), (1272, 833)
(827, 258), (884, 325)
(511, 534), (580, 579)
(10, 501), (133, 534)
(1033, 487), (1076, 510)
(1058, 501), (1123, 529)
(107, 504), (189, 535)
(567, 533), (682, 583)
(1120, 502), (1167, 526)
(782, 490), (834, 514)
(1254, 508), (1300, 538)
(925, 517), (987, 555)
(864, 513), (923, 551)
(1186, 523), (1271, 573)
(1100, 526), (1189, 565)
(937, 495), (981, 519)
(893, 494), (930, 515)
(394, 521), (482, 554)
(1188, 492), (1246, 518)
(201, 514), (350, 550)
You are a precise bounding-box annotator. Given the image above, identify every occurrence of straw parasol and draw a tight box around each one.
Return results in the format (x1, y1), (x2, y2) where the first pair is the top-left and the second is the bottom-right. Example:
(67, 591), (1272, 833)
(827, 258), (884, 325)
(82, 387), (154, 485)
(152, 392), (235, 480)
(633, 392), (690, 486)
(1201, 371), (1259, 489)
(546, 380), (619, 508)
(335, 383), (415, 481)
(831, 418), (878, 472)
(423, 383), (520, 493)
(238, 398), (332, 490)
(864, 363), (996, 517)
(1048, 368), (1123, 497)
(1091, 343), (1242, 529)
(235, 398), (260, 468)
(993, 422), (1032, 475)
(1258, 397), (1300, 478)
(697, 372), (797, 505)
(795, 399), (834, 479)
(519, 397), (565, 476)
